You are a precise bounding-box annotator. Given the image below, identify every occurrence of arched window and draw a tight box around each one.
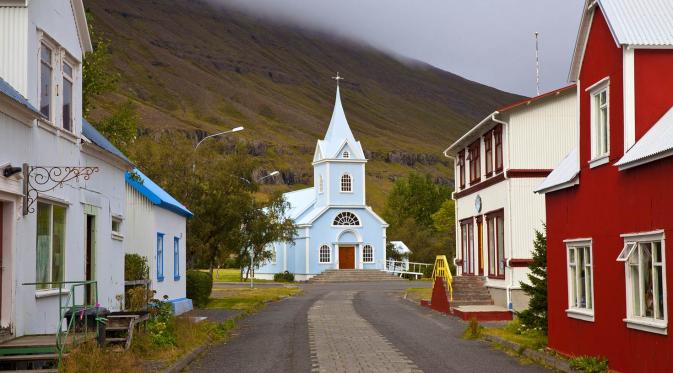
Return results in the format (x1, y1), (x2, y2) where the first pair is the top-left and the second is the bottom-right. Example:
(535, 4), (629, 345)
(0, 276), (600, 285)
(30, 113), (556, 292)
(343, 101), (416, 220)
(319, 245), (331, 263)
(340, 173), (352, 192)
(363, 245), (374, 263)
(318, 175), (324, 194)
(333, 212), (360, 226)
(342, 151), (350, 159)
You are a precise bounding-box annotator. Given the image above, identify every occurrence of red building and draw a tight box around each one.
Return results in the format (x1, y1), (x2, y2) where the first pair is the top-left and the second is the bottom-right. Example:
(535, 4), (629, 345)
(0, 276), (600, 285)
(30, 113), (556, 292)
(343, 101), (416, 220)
(535, 1), (673, 372)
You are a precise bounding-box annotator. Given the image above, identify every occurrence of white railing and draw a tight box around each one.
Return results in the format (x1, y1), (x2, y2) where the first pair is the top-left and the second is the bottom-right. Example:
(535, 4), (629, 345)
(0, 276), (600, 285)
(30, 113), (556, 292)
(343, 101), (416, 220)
(385, 259), (433, 279)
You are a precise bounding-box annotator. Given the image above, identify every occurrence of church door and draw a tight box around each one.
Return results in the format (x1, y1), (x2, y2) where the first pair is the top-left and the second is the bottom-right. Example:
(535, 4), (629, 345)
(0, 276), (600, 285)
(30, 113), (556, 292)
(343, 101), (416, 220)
(339, 246), (355, 269)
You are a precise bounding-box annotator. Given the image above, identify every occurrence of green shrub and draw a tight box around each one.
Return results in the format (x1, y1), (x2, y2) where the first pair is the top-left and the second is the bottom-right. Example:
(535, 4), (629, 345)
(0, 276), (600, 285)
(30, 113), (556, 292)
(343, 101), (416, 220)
(569, 356), (609, 373)
(273, 271), (295, 282)
(186, 270), (213, 308)
(125, 254), (149, 281)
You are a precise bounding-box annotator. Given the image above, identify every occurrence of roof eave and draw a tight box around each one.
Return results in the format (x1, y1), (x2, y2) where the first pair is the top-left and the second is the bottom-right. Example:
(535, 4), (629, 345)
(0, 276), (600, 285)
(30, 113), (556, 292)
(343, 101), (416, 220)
(534, 176), (579, 194)
(443, 111), (498, 157)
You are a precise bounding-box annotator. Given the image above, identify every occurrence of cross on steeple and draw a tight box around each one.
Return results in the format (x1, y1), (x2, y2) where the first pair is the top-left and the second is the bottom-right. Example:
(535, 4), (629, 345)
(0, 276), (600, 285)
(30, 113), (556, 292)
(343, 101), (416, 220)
(332, 72), (344, 86)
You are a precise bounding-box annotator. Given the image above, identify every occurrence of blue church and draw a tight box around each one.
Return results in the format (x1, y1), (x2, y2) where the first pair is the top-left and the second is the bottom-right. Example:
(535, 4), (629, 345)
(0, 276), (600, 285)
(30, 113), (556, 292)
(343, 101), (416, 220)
(256, 84), (389, 280)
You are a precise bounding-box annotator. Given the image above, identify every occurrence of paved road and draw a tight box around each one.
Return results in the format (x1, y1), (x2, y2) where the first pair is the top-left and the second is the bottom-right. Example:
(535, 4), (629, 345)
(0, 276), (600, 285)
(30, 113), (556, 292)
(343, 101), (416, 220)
(187, 282), (548, 373)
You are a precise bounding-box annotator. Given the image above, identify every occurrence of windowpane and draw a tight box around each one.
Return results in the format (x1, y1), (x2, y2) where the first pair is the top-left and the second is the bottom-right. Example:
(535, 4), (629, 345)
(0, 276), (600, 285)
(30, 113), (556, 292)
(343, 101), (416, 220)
(63, 79), (72, 131)
(363, 245), (373, 263)
(63, 62), (73, 77)
(496, 216), (504, 275)
(655, 265), (664, 320)
(577, 248), (586, 308)
(157, 234), (164, 279)
(174, 237), (180, 278)
(340, 174), (352, 192)
(461, 225), (468, 272)
(319, 245), (330, 263)
(641, 244), (654, 318)
(52, 205), (65, 286)
(40, 60), (52, 118)
(488, 221), (495, 276)
(629, 262), (641, 316)
(36, 203), (51, 290)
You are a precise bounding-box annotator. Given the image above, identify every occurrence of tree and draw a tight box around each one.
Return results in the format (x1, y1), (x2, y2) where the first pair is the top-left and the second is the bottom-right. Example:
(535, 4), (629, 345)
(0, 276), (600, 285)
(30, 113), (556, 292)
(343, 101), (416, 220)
(82, 12), (118, 116)
(239, 192), (297, 280)
(95, 100), (138, 152)
(517, 228), (548, 333)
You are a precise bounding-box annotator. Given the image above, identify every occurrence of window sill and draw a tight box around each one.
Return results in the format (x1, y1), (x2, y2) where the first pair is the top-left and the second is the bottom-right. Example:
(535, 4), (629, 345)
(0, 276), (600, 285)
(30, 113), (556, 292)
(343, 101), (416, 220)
(35, 288), (70, 299)
(173, 276), (181, 281)
(111, 232), (124, 241)
(340, 191), (354, 194)
(588, 155), (610, 168)
(157, 277), (165, 283)
(37, 119), (78, 144)
(566, 308), (595, 322)
(624, 318), (667, 335)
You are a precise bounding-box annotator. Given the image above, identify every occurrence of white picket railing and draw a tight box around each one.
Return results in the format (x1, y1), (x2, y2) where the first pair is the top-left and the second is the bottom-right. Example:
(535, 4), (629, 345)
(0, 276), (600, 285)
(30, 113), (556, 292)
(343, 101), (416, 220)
(385, 259), (433, 279)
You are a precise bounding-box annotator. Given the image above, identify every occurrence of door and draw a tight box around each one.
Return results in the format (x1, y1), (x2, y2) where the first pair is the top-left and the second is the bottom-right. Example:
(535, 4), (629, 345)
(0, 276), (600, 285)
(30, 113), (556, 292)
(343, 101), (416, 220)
(460, 219), (475, 275)
(477, 217), (484, 276)
(339, 246), (355, 269)
(85, 214), (96, 305)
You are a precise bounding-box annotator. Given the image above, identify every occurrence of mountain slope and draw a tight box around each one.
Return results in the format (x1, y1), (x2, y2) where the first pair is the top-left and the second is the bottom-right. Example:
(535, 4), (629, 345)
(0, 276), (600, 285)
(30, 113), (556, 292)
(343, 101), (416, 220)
(84, 0), (523, 209)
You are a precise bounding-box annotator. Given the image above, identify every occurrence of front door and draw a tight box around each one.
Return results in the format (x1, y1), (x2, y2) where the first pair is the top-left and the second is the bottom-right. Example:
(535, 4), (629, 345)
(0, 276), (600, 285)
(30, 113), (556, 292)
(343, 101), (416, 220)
(85, 214), (96, 305)
(339, 246), (355, 269)
(477, 217), (484, 276)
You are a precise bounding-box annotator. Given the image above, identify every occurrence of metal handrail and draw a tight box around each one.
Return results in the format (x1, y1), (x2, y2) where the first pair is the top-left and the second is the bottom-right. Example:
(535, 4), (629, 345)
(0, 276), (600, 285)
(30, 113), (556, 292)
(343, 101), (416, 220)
(431, 255), (453, 301)
(385, 259), (433, 279)
(23, 280), (100, 368)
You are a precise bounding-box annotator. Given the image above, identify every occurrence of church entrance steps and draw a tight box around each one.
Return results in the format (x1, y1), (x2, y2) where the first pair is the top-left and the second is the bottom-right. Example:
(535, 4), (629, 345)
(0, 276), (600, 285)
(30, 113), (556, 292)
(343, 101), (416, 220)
(452, 305), (513, 321)
(309, 269), (406, 282)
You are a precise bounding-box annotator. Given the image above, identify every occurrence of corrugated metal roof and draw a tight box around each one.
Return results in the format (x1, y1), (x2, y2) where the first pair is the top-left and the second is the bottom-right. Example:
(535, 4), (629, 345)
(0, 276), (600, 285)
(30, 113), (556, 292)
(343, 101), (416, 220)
(599, 0), (673, 46)
(615, 106), (673, 169)
(126, 168), (193, 218)
(534, 148), (579, 194)
(390, 241), (411, 254)
(81, 119), (133, 165)
(0, 77), (40, 115)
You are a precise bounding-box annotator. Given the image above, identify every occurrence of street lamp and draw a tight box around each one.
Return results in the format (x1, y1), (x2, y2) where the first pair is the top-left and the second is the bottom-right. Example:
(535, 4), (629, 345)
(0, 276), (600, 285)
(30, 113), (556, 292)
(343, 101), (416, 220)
(194, 126), (244, 151)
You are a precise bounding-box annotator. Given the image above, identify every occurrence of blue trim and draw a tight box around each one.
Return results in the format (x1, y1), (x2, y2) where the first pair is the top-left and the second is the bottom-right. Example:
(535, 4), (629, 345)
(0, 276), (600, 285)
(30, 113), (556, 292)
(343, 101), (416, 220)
(157, 233), (164, 282)
(125, 168), (193, 218)
(0, 77), (41, 116)
(173, 236), (180, 281)
(82, 119), (132, 164)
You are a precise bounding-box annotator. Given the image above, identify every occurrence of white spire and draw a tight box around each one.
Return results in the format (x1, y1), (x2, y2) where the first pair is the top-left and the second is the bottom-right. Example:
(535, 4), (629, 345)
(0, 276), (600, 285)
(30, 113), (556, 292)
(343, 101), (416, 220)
(319, 82), (365, 160)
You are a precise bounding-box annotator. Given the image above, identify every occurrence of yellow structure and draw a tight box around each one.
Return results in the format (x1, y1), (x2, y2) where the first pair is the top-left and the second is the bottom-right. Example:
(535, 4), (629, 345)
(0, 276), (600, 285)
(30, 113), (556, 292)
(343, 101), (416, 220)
(431, 255), (453, 301)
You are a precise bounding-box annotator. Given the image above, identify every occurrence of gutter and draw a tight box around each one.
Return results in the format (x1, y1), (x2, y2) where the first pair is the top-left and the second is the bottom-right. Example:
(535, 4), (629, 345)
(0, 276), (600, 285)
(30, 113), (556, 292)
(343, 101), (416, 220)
(443, 112), (498, 157)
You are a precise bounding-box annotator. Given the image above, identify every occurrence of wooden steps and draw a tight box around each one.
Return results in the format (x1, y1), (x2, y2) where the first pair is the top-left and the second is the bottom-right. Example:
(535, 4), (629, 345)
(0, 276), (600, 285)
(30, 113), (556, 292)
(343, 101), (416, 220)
(450, 276), (495, 307)
(102, 312), (149, 350)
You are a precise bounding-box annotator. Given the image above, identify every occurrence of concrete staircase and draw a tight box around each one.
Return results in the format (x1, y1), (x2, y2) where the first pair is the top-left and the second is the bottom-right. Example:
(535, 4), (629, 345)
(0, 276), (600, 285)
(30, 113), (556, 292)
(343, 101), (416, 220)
(450, 276), (494, 307)
(309, 269), (406, 282)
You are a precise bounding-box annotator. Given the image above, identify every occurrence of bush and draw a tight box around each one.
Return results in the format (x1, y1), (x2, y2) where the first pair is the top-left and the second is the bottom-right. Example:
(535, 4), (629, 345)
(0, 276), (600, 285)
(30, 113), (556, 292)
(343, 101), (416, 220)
(273, 271), (295, 282)
(126, 286), (153, 311)
(570, 356), (609, 373)
(125, 254), (149, 281)
(186, 270), (213, 308)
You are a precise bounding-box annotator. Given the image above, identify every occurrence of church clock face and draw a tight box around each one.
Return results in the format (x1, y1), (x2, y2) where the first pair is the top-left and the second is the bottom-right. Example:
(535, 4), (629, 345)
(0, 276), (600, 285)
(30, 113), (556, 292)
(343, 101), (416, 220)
(475, 195), (482, 213)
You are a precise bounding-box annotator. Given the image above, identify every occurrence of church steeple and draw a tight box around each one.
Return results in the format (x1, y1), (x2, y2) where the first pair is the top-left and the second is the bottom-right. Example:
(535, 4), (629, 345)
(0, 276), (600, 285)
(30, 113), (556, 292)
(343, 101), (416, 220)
(314, 76), (365, 162)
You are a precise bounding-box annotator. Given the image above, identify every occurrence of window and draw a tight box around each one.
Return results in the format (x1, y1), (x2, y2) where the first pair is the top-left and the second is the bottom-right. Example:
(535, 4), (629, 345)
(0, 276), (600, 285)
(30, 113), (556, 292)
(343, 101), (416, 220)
(566, 241), (593, 320)
(40, 43), (52, 120)
(157, 233), (164, 281)
(618, 232), (666, 333)
(340, 173), (352, 192)
(494, 126), (503, 172)
(319, 245), (331, 263)
(62, 61), (73, 131)
(318, 175), (324, 194)
(458, 151), (465, 189)
(468, 141), (481, 184)
(487, 210), (505, 278)
(173, 237), (180, 280)
(590, 81), (609, 162)
(111, 217), (123, 240)
(333, 212), (360, 226)
(484, 132), (493, 177)
(460, 219), (474, 274)
(363, 245), (374, 263)
(342, 151), (350, 159)
(36, 202), (66, 290)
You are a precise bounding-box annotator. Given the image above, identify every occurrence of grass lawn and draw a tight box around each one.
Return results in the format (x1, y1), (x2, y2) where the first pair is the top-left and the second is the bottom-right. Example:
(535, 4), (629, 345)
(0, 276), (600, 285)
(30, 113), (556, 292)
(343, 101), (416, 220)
(207, 286), (302, 313)
(200, 268), (275, 283)
(482, 319), (547, 350)
(405, 287), (432, 303)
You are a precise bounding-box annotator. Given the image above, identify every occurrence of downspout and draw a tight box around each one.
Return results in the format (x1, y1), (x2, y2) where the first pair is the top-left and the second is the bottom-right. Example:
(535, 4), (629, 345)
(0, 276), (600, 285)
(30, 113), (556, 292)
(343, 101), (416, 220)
(443, 152), (461, 273)
(491, 112), (515, 311)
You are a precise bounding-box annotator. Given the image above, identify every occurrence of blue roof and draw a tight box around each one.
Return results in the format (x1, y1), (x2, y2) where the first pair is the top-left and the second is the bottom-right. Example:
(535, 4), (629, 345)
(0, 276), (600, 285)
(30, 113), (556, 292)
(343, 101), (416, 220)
(0, 77), (41, 115)
(126, 168), (193, 218)
(82, 119), (133, 165)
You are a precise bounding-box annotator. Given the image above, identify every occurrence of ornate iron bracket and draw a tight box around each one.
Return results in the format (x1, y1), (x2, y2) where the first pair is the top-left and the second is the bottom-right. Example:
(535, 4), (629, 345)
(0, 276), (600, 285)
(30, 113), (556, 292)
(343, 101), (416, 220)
(22, 163), (99, 215)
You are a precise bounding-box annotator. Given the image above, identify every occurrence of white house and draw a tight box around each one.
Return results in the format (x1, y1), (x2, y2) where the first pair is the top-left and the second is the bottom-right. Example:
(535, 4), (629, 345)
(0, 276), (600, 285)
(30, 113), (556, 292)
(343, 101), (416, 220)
(125, 169), (193, 315)
(443, 85), (577, 311)
(0, 0), (133, 337)
(256, 84), (389, 281)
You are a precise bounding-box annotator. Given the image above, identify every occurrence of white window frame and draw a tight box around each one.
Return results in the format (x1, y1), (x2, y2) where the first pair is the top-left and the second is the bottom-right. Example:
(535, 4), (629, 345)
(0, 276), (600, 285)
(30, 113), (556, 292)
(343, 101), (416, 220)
(362, 244), (374, 263)
(39, 40), (55, 122)
(35, 201), (67, 292)
(564, 238), (595, 321)
(319, 244), (331, 264)
(619, 230), (667, 335)
(340, 173), (352, 193)
(332, 211), (361, 227)
(587, 77), (610, 167)
(61, 57), (75, 132)
(318, 175), (324, 194)
(111, 215), (123, 241)
(342, 151), (350, 159)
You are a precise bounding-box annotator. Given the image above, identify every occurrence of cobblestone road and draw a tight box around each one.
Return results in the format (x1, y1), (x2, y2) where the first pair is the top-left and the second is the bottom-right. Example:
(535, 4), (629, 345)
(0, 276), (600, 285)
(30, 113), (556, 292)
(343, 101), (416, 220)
(308, 291), (422, 373)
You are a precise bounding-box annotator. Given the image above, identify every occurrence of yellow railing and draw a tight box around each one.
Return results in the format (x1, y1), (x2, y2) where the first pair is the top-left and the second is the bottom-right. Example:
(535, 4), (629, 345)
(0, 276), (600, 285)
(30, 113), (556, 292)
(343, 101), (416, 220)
(431, 255), (453, 301)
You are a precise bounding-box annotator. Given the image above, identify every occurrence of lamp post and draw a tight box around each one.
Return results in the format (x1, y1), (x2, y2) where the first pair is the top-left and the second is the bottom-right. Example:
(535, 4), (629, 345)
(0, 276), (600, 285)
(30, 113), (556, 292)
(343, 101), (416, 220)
(192, 126), (244, 172)
(245, 170), (281, 289)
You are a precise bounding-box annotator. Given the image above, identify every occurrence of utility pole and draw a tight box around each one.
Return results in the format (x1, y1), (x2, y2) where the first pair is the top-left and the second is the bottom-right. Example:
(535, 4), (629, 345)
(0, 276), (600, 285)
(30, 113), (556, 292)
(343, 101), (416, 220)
(534, 32), (540, 95)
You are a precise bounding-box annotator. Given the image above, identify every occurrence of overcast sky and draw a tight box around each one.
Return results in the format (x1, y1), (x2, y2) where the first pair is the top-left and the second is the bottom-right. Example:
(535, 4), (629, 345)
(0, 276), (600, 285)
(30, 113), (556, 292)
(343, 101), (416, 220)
(217, 0), (585, 97)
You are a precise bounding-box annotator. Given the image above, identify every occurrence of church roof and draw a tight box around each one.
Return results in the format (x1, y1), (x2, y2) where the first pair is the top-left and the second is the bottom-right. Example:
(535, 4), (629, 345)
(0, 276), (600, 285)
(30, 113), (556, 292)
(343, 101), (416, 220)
(283, 187), (316, 219)
(315, 86), (366, 161)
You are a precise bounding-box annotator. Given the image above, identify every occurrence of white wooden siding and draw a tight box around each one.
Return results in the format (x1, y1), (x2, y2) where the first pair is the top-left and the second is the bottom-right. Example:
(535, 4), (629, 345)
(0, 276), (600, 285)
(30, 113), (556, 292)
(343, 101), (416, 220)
(507, 91), (578, 170)
(0, 6), (28, 96)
